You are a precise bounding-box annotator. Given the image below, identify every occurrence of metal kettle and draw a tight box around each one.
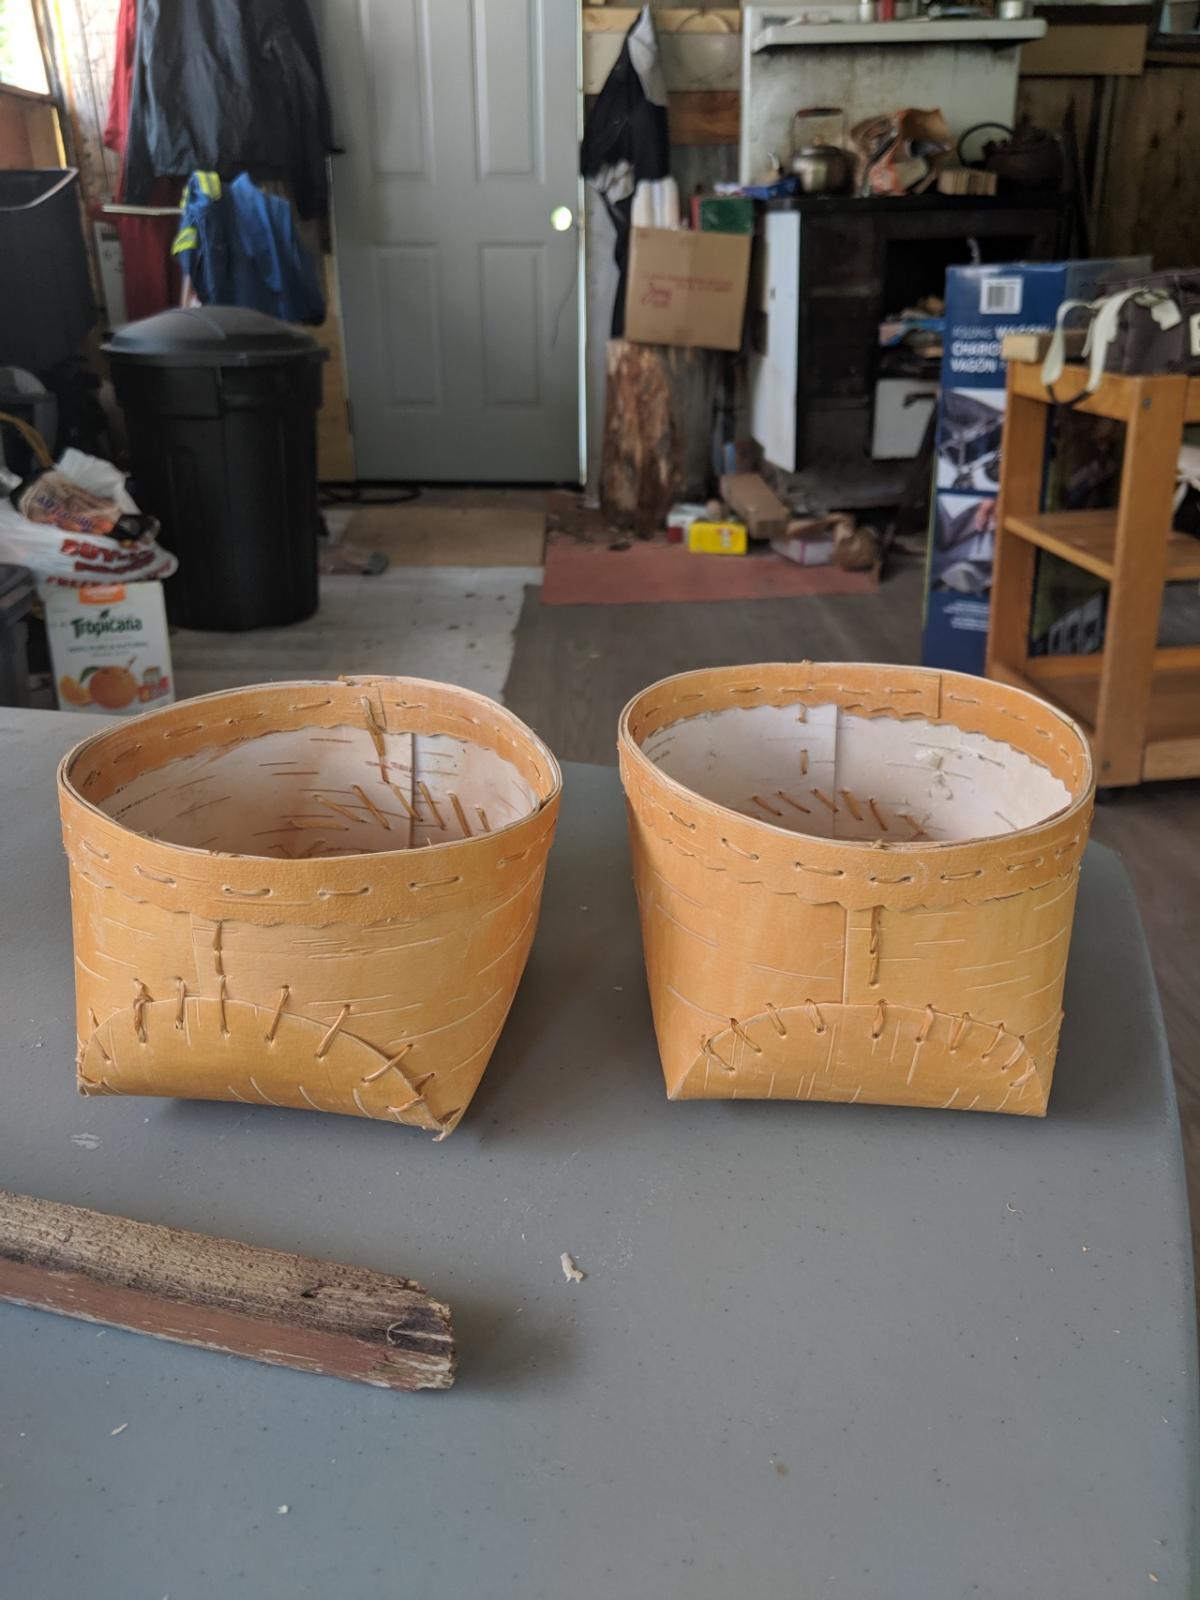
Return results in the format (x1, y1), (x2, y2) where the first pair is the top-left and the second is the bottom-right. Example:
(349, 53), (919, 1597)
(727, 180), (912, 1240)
(790, 107), (852, 195)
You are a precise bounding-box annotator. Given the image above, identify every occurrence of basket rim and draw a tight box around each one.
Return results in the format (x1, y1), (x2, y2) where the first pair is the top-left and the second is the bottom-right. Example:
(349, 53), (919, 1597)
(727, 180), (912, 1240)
(618, 661), (1094, 856)
(58, 674), (562, 868)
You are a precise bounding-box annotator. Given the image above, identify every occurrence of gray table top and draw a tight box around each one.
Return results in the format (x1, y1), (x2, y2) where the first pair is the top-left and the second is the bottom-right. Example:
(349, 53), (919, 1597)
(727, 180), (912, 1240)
(0, 708), (1196, 1599)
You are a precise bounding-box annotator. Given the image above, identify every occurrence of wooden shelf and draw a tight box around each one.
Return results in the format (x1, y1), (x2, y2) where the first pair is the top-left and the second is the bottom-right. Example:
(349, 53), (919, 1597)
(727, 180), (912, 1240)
(1003, 510), (1200, 583)
(751, 17), (1044, 49)
(988, 357), (1197, 787)
(583, 8), (741, 33)
(990, 657), (1200, 781)
(1008, 359), (1200, 424)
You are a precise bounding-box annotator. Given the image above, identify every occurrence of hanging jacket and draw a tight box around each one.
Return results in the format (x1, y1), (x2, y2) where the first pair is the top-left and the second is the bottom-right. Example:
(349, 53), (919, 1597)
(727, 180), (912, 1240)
(173, 173), (326, 326)
(123, 0), (334, 220)
(580, 7), (670, 337)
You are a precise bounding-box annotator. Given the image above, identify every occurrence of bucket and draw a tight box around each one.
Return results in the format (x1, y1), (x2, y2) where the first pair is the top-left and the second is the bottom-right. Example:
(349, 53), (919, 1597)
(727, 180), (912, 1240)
(58, 677), (561, 1136)
(618, 663), (1094, 1116)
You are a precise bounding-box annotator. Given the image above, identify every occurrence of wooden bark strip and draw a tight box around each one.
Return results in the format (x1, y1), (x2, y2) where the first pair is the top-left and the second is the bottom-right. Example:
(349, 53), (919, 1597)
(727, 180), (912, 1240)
(0, 1189), (455, 1392)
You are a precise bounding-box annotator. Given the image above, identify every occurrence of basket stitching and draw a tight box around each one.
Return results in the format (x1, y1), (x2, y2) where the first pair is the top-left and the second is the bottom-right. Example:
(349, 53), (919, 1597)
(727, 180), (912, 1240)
(692, 1002), (1051, 1100)
(626, 779), (1086, 905)
(64, 809), (555, 907)
(133, 864), (176, 886)
(80, 995), (440, 1128)
(265, 985), (289, 1043)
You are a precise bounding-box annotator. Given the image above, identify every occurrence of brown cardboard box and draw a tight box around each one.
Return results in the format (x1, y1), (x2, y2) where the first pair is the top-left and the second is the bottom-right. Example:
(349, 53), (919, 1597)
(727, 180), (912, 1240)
(624, 228), (751, 352)
(719, 472), (790, 542)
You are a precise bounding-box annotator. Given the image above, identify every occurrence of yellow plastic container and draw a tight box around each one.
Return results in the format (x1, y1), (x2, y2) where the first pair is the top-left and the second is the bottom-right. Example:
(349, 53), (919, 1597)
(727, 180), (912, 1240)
(687, 519), (747, 556)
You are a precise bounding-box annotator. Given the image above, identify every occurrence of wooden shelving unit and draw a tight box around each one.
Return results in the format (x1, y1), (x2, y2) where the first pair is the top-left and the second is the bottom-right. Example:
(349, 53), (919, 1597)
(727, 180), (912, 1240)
(986, 354), (1200, 787)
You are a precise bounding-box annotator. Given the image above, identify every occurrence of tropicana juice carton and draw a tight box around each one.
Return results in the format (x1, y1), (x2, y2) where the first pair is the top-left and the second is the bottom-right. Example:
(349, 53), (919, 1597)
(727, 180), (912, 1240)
(44, 580), (174, 715)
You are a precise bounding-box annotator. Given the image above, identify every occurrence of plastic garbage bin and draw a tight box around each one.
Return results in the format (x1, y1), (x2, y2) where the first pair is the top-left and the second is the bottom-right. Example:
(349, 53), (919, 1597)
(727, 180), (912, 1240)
(0, 565), (36, 707)
(104, 308), (327, 631)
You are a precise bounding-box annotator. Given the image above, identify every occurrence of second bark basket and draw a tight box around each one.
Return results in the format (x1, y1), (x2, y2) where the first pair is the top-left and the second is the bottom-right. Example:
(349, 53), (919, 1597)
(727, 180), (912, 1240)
(58, 677), (561, 1137)
(619, 664), (1094, 1116)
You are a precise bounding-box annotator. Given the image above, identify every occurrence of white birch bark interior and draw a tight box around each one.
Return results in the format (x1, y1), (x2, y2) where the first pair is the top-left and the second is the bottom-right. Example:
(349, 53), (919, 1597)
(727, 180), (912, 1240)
(642, 704), (1071, 843)
(96, 727), (538, 857)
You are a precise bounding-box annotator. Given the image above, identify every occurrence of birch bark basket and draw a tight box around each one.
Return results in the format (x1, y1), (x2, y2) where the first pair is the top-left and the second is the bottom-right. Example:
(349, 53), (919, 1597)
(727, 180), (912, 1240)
(58, 677), (561, 1136)
(618, 664), (1094, 1116)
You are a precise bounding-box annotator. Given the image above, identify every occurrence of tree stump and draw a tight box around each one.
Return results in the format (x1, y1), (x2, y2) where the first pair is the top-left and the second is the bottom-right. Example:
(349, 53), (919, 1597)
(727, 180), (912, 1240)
(600, 339), (717, 536)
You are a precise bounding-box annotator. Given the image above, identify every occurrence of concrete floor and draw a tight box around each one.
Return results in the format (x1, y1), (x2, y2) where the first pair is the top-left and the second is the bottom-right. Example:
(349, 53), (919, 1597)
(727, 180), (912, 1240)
(171, 566), (540, 704)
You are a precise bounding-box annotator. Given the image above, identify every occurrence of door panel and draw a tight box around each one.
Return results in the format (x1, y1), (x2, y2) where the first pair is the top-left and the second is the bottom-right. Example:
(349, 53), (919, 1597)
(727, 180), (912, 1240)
(363, 0), (431, 177)
(473, 0), (541, 178)
(378, 248), (440, 407)
(481, 245), (542, 406)
(322, 0), (581, 482)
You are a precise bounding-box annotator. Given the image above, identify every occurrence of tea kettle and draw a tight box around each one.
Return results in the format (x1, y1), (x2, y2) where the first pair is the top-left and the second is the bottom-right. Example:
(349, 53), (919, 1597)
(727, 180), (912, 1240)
(790, 107), (852, 195)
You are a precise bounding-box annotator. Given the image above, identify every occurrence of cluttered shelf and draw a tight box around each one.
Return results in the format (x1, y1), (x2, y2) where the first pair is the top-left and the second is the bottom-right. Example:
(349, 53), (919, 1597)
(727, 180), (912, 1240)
(1002, 509), (1200, 584)
(990, 657), (1200, 783)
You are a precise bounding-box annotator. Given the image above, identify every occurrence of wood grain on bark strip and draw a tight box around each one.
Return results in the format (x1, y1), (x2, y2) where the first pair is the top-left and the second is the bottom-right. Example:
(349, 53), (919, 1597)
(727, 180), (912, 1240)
(0, 1190), (455, 1392)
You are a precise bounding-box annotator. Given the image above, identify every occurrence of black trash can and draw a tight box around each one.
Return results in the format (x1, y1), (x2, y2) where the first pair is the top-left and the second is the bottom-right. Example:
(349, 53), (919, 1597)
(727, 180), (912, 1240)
(104, 308), (327, 631)
(0, 564), (35, 708)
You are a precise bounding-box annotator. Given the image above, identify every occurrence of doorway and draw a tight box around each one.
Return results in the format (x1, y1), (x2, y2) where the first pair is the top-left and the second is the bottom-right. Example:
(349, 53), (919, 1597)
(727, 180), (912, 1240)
(321, 0), (582, 483)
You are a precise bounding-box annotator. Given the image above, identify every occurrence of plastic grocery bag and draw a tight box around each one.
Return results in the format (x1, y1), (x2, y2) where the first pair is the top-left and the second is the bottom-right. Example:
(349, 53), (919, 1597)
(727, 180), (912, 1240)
(0, 449), (177, 584)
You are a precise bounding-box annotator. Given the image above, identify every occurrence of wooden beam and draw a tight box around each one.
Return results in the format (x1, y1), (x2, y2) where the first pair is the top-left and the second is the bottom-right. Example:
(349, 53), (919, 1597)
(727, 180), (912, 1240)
(1026, 646), (1200, 680)
(0, 1189), (455, 1392)
(0, 85), (63, 169)
(583, 8), (742, 33)
(1144, 48), (1200, 66)
(1001, 329), (1087, 365)
(667, 90), (740, 146)
(1019, 23), (1146, 76)
(585, 31), (742, 93)
(1091, 375), (1188, 785)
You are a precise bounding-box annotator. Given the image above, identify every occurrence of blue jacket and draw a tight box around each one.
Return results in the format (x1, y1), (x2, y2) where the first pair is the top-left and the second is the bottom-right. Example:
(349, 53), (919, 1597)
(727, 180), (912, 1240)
(173, 171), (326, 325)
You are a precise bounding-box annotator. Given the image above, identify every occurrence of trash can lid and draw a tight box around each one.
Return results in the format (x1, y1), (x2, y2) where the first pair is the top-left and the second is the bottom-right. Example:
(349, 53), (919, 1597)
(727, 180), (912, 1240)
(103, 307), (324, 367)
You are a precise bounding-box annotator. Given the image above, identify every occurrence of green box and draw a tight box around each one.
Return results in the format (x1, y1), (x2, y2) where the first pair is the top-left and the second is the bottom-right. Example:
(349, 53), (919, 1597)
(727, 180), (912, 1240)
(697, 196), (754, 235)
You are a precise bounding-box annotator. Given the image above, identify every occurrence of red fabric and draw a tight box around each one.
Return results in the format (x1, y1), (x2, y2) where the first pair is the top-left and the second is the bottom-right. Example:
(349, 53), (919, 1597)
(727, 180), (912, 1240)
(540, 536), (880, 607)
(104, 0), (138, 160)
(113, 207), (180, 322)
(104, 0), (179, 321)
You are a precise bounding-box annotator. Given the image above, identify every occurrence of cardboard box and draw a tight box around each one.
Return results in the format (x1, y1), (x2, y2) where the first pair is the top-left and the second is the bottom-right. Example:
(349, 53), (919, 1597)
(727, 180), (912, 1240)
(44, 580), (174, 714)
(771, 533), (835, 568)
(719, 472), (789, 542)
(624, 228), (751, 352)
(921, 256), (1149, 675)
(688, 519), (747, 556)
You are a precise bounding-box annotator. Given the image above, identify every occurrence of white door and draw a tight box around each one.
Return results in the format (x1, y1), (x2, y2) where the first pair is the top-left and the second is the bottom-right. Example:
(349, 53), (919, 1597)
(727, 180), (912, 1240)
(321, 0), (582, 482)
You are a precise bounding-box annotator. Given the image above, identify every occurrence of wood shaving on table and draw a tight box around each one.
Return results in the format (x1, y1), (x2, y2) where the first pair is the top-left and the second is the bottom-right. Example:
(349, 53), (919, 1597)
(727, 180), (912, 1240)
(560, 1252), (585, 1284)
(110, 1422), (128, 1436)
